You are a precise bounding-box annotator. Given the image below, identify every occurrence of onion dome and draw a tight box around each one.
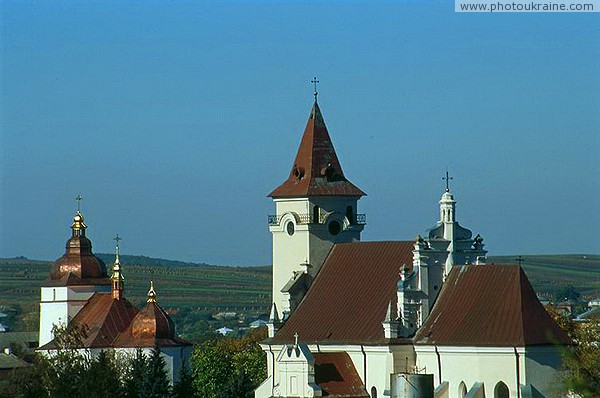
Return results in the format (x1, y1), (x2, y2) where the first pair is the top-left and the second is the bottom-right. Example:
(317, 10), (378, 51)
(49, 211), (108, 283)
(129, 282), (175, 340)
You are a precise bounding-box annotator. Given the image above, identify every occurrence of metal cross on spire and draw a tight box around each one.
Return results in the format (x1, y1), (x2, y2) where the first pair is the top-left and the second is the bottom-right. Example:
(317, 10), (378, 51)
(293, 332), (299, 347)
(515, 255), (525, 266)
(113, 234), (122, 256)
(311, 77), (319, 102)
(75, 195), (83, 212)
(442, 170), (453, 192)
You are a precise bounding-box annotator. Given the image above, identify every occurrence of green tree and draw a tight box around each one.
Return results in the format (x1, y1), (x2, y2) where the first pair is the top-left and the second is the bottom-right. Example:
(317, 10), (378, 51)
(562, 319), (600, 396)
(548, 308), (600, 397)
(190, 329), (267, 398)
(171, 359), (196, 398)
(41, 323), (90, 397)
(143, 347), (171, 398)
(82, 350), (125, 398)
(124, 349), (148, 398)
(191, 339), (233, 398)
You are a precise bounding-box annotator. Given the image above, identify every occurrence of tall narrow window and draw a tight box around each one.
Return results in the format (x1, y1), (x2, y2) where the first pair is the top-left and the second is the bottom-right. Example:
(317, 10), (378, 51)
(313, 205), (320, 224)
(371, 386), (377, 398)
(346, 206), (354, 223)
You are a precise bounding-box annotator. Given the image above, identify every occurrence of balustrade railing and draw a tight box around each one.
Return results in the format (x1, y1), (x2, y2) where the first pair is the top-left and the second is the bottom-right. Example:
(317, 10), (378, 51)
(268, 213), (367, 226)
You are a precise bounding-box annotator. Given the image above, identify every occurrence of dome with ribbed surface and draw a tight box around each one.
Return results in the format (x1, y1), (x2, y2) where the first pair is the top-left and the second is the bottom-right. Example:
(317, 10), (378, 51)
(49, 211), (108, 283)
(129, 282), (175, 339)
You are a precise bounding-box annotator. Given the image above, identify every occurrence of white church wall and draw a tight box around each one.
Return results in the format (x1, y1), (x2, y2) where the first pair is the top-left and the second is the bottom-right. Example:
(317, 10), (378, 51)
(39, 285), (109, 346)
(523, 346), (564, 396)
(415, 346), (523, 398)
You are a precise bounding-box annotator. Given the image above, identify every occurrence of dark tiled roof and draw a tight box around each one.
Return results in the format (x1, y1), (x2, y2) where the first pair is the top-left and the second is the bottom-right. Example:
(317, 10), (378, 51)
(272, 241), (414, 344)
(0, 353), (30, 370)
(269, 102), (365, 198)
(414, 265), (571, 346)
(314, 352), (369, 397)
(38, 293), (139, 350)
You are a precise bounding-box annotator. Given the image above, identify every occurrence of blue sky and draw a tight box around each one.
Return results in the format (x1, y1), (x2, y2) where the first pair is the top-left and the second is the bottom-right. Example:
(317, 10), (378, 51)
(1, 1), (598, 265)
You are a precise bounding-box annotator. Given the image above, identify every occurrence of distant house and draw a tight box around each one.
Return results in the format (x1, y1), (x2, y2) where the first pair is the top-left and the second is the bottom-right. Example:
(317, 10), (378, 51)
(0, 349), (30, 380)
(250, 319), (267, 328)
(216, 327), (234, 336)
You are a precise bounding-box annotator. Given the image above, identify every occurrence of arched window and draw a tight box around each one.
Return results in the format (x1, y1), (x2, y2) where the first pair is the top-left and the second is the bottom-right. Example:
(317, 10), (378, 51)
(494, 381), (509, 398)
(458, 381), (467, 398)
(346, 206), (354, 223)
(371, 386), (377, 398)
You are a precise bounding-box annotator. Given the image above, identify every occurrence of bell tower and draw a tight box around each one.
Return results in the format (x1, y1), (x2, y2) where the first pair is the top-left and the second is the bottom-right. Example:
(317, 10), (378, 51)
(38, 198), (110, 347)
(268, 93), (365, 320)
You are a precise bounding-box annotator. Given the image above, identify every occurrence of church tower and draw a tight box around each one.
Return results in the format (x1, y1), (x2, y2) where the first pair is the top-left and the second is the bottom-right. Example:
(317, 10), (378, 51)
(268, 92), (365, 320)
(396, 174), (487, 335)
(38, 202), (110, 347)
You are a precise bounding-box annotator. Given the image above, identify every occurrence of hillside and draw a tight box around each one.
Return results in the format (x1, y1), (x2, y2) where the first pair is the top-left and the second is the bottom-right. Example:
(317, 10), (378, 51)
(0, 254), (597, 335)
(487, 254), (600, 299)
(0, 255), (271, 334)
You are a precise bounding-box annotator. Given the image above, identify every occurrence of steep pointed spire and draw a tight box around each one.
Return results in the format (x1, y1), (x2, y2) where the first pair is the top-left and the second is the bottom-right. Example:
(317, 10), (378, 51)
(267, 302), (281, 338)
(111, 234), (124, 300)
(269, 101), (365, 198)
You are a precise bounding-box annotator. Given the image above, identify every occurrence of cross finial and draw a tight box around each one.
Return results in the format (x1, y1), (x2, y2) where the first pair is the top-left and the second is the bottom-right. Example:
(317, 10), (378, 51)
(75, 195), (83, 212)
(311, 77), (319, 102)
(442, 169), (453, 192)
(113, 234), (122, 256)
(515, 255), (525, 266)
(293, 332), (299, 347)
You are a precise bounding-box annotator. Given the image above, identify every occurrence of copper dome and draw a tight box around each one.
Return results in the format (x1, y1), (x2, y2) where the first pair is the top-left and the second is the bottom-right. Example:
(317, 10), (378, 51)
(50, 211), (108, 281)
(129, 283), (175, 340)
(129, 302), (176, 340)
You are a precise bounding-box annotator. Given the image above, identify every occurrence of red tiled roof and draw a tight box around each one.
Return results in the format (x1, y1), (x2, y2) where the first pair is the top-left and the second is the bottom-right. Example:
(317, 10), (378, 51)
(38, 293), (138, 350)
(269, 102), (365, 198)
(414, 265), (571, 346)
(314, 352), (369, 397)
(272, 241), (414, 344)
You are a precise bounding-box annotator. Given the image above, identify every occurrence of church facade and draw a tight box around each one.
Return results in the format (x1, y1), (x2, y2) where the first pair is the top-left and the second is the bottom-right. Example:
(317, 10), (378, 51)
(37, 209), (192, 383)
(256, 98), (569, 398)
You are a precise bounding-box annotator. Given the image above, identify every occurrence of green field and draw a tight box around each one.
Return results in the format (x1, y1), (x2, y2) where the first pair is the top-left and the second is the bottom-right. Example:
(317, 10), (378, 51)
(0, 255), (272, 335)
(487, 254), (600, 299)
(1, 253), (598, 336)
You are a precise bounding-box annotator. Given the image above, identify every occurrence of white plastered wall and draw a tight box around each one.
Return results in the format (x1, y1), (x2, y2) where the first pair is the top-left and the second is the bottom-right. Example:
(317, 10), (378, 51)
(38, 284), (110, 347)
(415, 345), (562, 398)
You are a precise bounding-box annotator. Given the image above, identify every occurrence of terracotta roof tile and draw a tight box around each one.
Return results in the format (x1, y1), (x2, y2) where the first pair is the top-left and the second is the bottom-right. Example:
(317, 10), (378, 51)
(414, 265), (571, 346)
(272, 241), (414, 344)
(269, 102), (365, 198)
(314, 352), (369, 397)
(38, 293), (139, 350)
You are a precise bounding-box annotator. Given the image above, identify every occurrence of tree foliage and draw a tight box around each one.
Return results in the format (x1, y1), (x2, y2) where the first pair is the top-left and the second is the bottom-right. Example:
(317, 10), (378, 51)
(548, 308), (600, 397)
(1, 325), (173, 398)
(191, 328), (267, 398)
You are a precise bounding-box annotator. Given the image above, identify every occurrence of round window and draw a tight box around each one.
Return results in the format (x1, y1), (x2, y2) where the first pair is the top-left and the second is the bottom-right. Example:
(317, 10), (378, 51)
(286, 221), (295, 236)
(328, 220), (341, 236)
